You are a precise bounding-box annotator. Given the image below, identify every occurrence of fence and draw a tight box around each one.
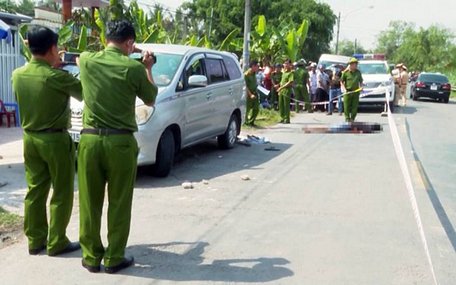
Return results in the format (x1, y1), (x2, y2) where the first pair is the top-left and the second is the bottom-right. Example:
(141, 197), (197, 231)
(0, 27), (22, 126)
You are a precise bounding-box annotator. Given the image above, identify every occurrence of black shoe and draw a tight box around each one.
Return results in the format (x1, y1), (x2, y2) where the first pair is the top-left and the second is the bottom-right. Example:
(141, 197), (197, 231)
(29, 244), (47, 255)
(48, 241), (81, 256)
(326, 112), (333, 115)
(82, 259), (101, 273)
(105, 256), (134, 274)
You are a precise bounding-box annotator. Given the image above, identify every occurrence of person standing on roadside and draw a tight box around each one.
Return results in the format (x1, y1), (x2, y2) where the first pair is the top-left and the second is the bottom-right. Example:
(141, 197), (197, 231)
(77, 20), (157, 274)
(293, 59), (312, 113)
(12, 26), (82, 256)
(277, 59), (294, 124)
(244, 60), (260, 126)
(340, 58), (363, 122)
(309, 62), (318, 110)
(398, 64), (409, 106)
(327, 64), (344, 115)
(316, 64), (329, 112)
(270, 63), (283, 110)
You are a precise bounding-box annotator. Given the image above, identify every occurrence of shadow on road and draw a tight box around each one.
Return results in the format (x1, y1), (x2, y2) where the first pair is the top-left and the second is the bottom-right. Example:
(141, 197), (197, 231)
(135, 140), (292, 188)
(122, 241), (293, 282)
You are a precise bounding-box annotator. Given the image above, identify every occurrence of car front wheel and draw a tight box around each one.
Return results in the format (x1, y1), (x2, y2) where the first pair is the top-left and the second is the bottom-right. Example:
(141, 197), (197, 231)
(218, 114), (239, 149)
(152, 129), (175, 177)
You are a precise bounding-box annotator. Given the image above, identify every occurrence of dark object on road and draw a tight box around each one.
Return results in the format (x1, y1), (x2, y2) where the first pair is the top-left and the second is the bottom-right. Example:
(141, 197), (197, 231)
(265, 146), (281, 151)
(411, 72), (451, 103)
(303, 122), (383, 134)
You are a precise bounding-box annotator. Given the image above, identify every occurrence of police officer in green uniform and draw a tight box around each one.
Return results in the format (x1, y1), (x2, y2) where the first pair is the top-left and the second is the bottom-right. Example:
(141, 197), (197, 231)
(340, 58), (363, 122)
(293, 59), (311, 113)
(77, 20), (158, 273)
(277, 59), (294, 124)
(12, 26), (82, 256)
(270, 63), (282, 110)
(244, 60), (260, 126)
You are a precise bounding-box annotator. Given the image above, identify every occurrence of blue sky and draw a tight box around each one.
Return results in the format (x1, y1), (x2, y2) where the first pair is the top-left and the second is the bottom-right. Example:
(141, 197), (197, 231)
(152, 0), (456, 49)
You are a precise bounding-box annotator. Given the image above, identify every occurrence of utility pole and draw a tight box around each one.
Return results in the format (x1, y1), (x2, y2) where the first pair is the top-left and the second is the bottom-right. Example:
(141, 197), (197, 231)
(208, 7), (214, 40)
(335, 12), (340, 55)
(354, 38), (357, 54)
(242, 0), (251, 71)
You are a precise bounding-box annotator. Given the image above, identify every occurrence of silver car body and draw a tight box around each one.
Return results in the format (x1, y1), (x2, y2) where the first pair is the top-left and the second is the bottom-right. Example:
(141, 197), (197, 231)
(357, 60), (395, 104)
(69, 44), (246, 166)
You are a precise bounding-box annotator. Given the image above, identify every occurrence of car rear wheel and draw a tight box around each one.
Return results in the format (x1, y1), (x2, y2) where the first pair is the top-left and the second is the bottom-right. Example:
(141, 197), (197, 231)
(388, 102), (395, 113)
(152, 129), (175, 177)
(218, 114), (239, 149)
(444, 97), (449, 103)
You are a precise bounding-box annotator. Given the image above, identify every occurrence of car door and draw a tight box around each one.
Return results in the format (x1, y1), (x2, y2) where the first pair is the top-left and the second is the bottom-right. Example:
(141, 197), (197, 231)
(203, 54), (233, 134)
(181, 53), (214, 145)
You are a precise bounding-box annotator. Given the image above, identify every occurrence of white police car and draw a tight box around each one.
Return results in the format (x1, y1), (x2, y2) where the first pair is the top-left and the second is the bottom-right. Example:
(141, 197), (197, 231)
(355, 54), (396, 112)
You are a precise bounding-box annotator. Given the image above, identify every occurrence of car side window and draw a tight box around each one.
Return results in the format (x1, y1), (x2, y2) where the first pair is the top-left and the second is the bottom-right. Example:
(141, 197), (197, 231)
(223, 56), (242, 80)
(205, 58), (229, 84)
(178, 54), (206, 91)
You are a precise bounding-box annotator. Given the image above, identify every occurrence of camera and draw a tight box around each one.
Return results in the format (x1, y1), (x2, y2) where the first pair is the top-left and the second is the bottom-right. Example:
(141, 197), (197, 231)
(131, 52), (157, 64)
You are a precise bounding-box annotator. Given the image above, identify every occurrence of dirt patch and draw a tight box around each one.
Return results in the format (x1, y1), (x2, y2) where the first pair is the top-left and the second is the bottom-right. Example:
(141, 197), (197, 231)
(0, 207), (24, 250)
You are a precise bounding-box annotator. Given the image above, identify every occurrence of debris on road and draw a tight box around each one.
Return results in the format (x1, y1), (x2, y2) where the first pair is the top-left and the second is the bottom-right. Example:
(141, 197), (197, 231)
(238, 135), (271, 145)
(182, 182), (194, 189)
(0, 182), (7, 188)
(264, 146), (281, 151)
(241, 175), (251, 181)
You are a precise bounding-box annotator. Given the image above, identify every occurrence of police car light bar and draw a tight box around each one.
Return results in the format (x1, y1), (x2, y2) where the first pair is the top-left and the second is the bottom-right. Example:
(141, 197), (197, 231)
(353, 53), (385, 60)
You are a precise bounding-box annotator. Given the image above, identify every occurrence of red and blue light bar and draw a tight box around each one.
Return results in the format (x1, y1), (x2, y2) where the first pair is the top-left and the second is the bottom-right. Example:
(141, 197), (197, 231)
(353, 53), (385, 60)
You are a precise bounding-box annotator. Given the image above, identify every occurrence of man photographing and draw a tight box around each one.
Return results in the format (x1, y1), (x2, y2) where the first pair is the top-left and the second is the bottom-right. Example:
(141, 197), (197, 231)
(12, 26), (82, 256)
(77, 20), (158, 274)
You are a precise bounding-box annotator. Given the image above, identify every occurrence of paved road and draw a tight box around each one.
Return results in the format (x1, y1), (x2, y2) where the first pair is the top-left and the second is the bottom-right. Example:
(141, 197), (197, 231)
(0, 98), (455, 284)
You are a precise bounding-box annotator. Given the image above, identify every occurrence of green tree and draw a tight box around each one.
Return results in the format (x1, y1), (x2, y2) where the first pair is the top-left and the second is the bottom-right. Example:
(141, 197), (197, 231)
(17, 0), (35, 16)
(181, 0), (335, 61)
(336, 39), (368, 56)
(375, 21), (456, 72)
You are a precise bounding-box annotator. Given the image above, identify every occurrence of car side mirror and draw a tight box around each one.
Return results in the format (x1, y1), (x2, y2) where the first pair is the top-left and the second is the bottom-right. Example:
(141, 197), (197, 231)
(188, 75), (208, 87)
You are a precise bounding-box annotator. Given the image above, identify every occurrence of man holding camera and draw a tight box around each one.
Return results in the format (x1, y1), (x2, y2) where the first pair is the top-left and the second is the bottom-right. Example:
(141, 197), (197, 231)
(12, 26), (82, 256)
(77, 20), (158, 273)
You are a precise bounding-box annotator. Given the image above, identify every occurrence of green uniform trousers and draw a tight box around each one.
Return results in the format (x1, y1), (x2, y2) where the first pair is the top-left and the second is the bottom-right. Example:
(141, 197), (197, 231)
(269, 88), (278, 110)
(245, 95), (259, 125)
(294, 85), (311, 112)
(23, 131), (75, 254)
(344, 92), (360, 122)
(78, 133), (138, 267)
(278, 93), (291, 123)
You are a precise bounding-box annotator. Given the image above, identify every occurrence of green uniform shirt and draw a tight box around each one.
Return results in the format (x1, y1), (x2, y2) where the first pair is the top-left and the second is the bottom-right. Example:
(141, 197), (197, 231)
(279, 70), (294, 96)
(79, 46), (158, 132)
(12, 58), (82, 131)
(341, 69), (363, 91)
(294, 67), (309, 87)
(244, 68), (257, 94)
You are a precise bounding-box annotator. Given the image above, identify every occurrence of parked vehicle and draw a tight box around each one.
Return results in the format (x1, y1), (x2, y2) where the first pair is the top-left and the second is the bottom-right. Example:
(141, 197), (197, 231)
(65, 44), (246, 177)
(411, 72), (451, 103)
(318, 54), (351, 68)
(357, 60), (395, 112)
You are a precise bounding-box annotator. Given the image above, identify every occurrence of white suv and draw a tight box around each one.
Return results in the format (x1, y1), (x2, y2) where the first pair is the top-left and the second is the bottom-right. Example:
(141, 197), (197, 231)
(67, 44), (246, 177)
(357, 60), (395, 112)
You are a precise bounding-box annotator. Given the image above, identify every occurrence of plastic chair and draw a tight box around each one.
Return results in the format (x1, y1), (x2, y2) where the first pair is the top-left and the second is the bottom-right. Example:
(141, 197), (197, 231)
(0, 99), (16, 128)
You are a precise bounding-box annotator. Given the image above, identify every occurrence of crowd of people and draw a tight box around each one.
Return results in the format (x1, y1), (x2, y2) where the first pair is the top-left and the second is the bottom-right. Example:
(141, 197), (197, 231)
(244, 57), (364, 125)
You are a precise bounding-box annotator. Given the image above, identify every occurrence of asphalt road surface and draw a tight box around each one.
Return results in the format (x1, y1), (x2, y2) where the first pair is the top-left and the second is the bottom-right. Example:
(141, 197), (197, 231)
(0, 97), (455, 284)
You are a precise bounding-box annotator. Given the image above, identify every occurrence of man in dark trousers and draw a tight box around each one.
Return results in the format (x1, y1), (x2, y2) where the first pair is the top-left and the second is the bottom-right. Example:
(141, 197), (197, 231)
(12, 26), (82, 256)
(77, 20), (158, 274)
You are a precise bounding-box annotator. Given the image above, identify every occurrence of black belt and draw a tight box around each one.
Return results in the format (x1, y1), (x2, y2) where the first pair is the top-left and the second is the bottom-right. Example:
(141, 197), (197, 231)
(81, 128), (132, 136)
(26, 128), (66, 133)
